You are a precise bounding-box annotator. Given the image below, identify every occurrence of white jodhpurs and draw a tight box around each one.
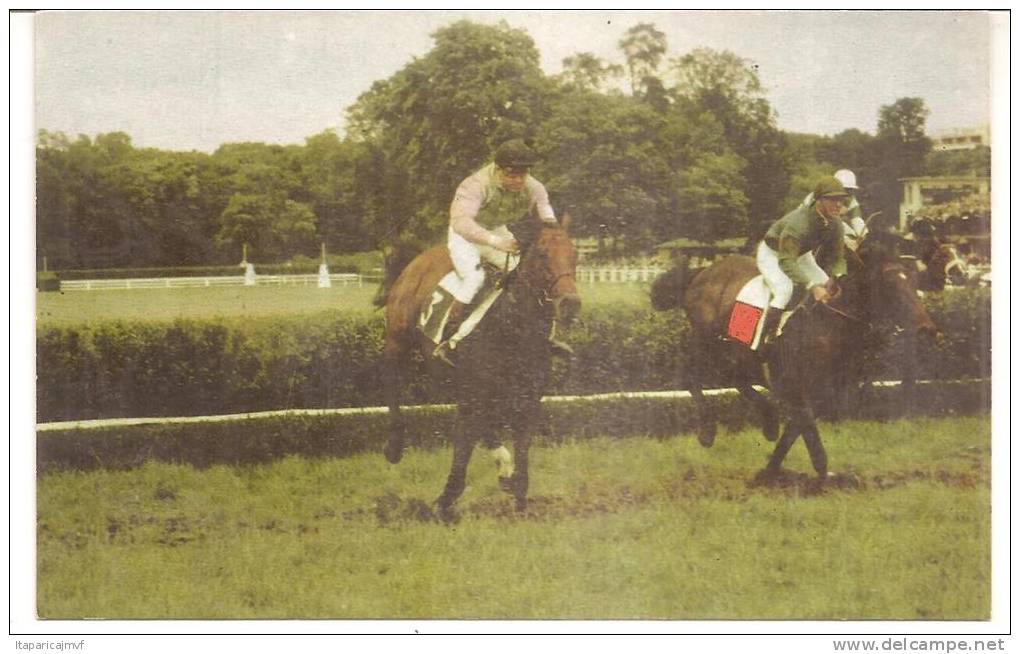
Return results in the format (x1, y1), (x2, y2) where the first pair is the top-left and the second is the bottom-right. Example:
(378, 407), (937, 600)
(756, 241), (828, 310)
(439, 225), (519, 304)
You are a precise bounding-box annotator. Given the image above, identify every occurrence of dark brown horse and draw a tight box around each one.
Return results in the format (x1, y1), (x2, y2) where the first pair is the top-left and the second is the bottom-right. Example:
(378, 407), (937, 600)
(911, 239), (974, 291)
(651, 241), (936, 480)
(380, 216), (580, 516)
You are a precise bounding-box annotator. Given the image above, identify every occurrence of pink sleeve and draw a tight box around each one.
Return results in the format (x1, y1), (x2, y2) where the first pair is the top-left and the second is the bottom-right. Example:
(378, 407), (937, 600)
(449, 176), (495, 245)
(528, 178), (557, 223)
(450, 177), (484, 226)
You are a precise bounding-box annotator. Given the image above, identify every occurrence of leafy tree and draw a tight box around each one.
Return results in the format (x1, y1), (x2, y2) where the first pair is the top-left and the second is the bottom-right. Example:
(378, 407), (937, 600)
(871, 97), (932, 219)
(215, 193), (317, 262)
(668, 48), (793, 225)
(538, 89), (673, 254)
(557, 52), (623, 93)
(673, 151), (749, 243)
(344, 20), (552, 244)
(783, 160), (836, 213)
(816, 128), (876, 173)
(35, 132), (144, 268)
(618, 23), (668, 97)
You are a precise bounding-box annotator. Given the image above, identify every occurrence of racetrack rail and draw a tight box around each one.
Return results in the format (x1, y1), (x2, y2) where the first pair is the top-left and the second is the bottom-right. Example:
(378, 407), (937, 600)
(36, 378), (988, 432)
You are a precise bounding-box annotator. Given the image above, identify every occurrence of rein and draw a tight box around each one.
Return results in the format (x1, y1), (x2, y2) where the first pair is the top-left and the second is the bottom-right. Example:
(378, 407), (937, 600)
(815, 300), (868, 326)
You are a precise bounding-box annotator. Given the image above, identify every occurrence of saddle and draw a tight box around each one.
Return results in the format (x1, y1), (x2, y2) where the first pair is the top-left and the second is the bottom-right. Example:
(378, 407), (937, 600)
(419, 259), (515, 348)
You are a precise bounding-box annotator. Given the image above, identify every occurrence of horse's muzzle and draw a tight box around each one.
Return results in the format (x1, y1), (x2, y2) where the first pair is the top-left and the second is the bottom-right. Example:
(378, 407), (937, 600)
(924, 325), (944, 346)
(554, 293), (582, 326)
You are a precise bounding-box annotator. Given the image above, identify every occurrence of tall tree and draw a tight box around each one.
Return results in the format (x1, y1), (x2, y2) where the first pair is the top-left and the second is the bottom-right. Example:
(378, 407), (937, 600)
(344, 20), (552, 244)
(673, 151), (749, 243)
(618, 23), (668, 97)
(669, 48), (792, 226)
(557, 52), (624, 93)
(872, 97), (932, 220)
(215, 193), (317, 262)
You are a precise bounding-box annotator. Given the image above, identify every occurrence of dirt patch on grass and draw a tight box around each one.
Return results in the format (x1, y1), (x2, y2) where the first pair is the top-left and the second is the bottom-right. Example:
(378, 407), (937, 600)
(376, 463), (988, 523)
(43, 463), (987, 548)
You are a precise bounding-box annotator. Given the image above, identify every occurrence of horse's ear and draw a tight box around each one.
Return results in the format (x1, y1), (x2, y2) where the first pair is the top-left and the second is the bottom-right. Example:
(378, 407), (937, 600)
(508, 215), (542, 249)
(561, 211), (571, 233)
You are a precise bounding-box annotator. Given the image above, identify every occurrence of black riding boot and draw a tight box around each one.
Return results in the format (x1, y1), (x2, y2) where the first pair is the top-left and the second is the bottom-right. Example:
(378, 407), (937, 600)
(432, 300), (468, 367)
(758, 307), (784, 354)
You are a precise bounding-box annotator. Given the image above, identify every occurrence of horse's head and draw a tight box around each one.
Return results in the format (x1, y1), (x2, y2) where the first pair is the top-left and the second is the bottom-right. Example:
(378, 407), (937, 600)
(513, 213), (581, 327)
(931, 243), (972, 288)
(853, 244), (938, 340)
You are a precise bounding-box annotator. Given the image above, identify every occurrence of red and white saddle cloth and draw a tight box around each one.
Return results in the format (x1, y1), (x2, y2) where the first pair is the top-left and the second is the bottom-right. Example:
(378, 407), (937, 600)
(726, 276), (772, 350)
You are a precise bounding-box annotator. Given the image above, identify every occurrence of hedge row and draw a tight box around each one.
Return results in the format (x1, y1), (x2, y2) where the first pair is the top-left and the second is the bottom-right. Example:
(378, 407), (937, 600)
(36, 289), (992, 423)
(37, 379), (991, 474)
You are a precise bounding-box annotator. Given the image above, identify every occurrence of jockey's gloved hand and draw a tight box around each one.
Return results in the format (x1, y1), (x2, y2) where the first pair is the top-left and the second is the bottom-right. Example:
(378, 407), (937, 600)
(490, 234), (520, 254)
(811, 284), (833, 304)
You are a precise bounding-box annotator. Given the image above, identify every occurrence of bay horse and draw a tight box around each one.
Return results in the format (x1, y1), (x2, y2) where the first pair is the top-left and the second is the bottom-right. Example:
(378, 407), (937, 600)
(895, 230), (974, 292)
(650, 240), (936, 480)
(916, 240), (973, 291)
(379, 215), (580, 516)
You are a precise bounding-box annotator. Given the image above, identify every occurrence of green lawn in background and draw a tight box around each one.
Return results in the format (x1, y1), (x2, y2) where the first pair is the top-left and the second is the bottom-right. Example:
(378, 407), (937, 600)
(36, 282), (653, 325)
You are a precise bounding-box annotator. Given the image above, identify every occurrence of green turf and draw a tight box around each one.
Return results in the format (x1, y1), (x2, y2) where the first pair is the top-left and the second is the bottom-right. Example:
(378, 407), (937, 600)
(37, 415), (991, 620)
(36, 284), (383, 325)
(36, 281), (653, 325)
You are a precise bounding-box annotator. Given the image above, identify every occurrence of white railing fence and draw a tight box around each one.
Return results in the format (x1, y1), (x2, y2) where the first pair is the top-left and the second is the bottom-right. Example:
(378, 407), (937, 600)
(59, 273), (364, 291)
(575, 266), (665, 283)
(58, 267), (666, 291)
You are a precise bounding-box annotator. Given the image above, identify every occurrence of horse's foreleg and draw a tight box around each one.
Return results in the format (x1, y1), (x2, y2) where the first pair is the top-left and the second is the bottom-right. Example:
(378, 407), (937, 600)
(900, 332), (918, 417)
(436, 410), (478, 515)
(765, 413), (804, 474)
(801, 422), (829, 478)
(382, 344), (408, 464)
(507, 398), (540, 512)
(510, 433), (532, 512)
(476, 410), (514, 494)
(736, 381), (779, 442)
(688, 341), (717, 447)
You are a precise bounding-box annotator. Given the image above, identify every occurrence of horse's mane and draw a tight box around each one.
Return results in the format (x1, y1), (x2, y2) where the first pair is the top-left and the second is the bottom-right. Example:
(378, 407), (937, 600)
(373, 240), (428, 308)
(650, 257), (689, 311)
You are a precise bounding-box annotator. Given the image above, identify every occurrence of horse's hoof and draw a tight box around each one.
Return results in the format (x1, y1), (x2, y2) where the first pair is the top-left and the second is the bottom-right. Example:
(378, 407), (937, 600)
(751, 466), (782, 486)
(383, 440), (403, 464)
(498, 476), (514, 494)
(434, 501), (459, 525)
(697, 426), (716, 448)
(825, 471), (865, 490)
(763, 417), (780, 442)
(514, 498), (528, 513)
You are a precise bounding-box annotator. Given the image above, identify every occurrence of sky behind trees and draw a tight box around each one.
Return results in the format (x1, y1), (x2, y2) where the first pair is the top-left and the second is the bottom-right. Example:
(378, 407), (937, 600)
(30, 10), (1001, 153)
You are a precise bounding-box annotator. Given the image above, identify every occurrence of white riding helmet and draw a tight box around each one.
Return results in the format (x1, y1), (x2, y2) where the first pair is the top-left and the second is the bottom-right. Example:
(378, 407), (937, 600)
(834, 169), (858, 190)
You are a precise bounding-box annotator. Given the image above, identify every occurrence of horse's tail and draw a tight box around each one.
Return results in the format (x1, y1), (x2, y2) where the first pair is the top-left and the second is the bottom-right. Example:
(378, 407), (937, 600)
(373, 240), (425, 308)
(650, 256), (690, 311)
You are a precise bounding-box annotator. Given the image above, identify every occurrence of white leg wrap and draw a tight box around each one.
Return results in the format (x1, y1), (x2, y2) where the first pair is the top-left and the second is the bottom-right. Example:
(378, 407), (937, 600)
(490, 445), (514, 478)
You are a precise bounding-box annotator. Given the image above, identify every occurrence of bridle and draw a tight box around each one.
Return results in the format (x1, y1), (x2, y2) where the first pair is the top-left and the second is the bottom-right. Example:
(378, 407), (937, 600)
(540, 271), (576, 305)
(510, 230), (577, 307)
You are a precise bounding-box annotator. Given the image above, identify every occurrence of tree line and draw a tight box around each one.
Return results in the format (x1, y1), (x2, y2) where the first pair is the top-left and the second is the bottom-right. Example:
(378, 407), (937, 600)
(36, 20), (988, 271)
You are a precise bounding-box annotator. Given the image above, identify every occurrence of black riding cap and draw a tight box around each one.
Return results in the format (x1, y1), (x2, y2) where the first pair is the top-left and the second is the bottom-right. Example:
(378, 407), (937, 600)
(494, 139), (538, 170)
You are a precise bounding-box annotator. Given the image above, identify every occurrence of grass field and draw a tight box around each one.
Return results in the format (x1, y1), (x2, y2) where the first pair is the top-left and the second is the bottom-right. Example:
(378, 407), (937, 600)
(36, 281), (653, 325)
(37, 414), (991, 620)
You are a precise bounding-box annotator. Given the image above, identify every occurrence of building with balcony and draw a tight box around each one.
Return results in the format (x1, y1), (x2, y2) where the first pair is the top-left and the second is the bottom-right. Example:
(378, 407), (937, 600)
(931, 125), (990, 151)
(898, 175), (990, 231)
